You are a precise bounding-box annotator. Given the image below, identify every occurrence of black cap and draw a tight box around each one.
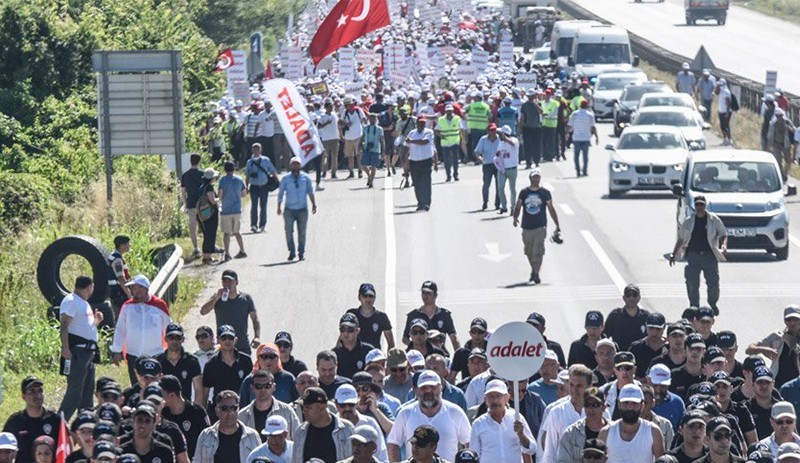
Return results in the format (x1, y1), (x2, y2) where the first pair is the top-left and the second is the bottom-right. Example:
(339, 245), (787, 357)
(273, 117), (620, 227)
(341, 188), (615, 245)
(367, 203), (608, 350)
(70, 411), (98, 432)
(693, 399), (720, 417)
(159, 375), (182, 394)
(747, 451), (774, 463)
(704, 346), (725, 365)
(165, 322), (184, 337)
(410, 318), (429, 331)
(359, 283), (376, 297)
(697, 306), (715, 320)
(135, 357), (162, 378)
(753, 366), (774, 383)
(469, 347), (488, 360)
(455, 449), (480, 463)
(275, 331), (293, 346)
(100, 381), (122, 397)
(717, 330), (736, 349)
(93, 421), (118, 440)
(667, 323), (687, 336)
(221, 269), (238, 281)
(21, 376), (43, 393)
(682, 307), (698, 321)
(686, 333), (705, 349)
(694, 382), (716, 396)
(623, 283), (640, 295)
(143, 383), (163, 403)
(646, 312), (666, 328)
(96, 403), (122, 424)
(707, 416), (732, 434)
(410, 425), (439, 446)
(615, 351), (636, 367)
(585, 310), (604, 328)
(133, 403), (156, 418)
(352, 372), (378, 391)
(583, 439), (607, 455)
(95, 376), (116, 393)
(470, 317), (488, 332)
(340, 313), (359, 327)
(743, 355), (766, 372)
(526, 312), (546, 326)
(711, 371), (732, 385)
(92, 441), (119, 460)
(421, 281), (438, 294)
(218, 324), (236, 338)
(302, 387), (328, 405)
(119, 455), (142, 463)
(682, 410), (706, 426)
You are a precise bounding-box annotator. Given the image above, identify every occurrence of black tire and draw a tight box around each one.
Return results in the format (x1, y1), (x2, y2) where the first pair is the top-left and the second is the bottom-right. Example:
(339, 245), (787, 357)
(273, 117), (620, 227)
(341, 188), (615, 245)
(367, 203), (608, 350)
(775, 244), (789, 261)
(93, 301), (116, 332)
(37, 235), (111, 306)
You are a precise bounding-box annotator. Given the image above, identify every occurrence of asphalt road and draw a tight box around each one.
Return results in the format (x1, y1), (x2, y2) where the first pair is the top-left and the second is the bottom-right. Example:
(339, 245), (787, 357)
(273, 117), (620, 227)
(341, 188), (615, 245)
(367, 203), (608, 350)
(182, 120), (800, 366)
(568, 0), (800, 95)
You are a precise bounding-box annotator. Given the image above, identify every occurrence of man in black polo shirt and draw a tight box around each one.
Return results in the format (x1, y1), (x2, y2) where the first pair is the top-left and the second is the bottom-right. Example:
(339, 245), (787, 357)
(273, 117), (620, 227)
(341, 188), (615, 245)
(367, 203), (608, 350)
(160, 375), (209, 459)
(155, 323), (202, 405)
(2, 377), (61, 463)
(346, 283), (394, 351)
(334, 313), (375, 379)
(401, 281), (459, 352)
(732, 356), (769, 403)
(747, 367), (781, 439)
(692, 417), (743, 463)
(450, 318), (489, 383)
(670, 333), (707, 402)
(667, 410), (708, 463)
(716, 331), (744, 379)
(604, 284), (651, 352)
(568, 310), (606, 369)
(711, 371), (758, 445)
(695, 306), (719, 347)
(630, 313), (667, 379)
(526, 312), (566, 367)
(199, 270), (261, 355)
(202, 325), (254, 421)
(316, 350), (352, 398)
(119, 404), (175, 463)
(652, 324), (688, 371)
(275, 331), (308, 378)
(123, 357), (163, 408)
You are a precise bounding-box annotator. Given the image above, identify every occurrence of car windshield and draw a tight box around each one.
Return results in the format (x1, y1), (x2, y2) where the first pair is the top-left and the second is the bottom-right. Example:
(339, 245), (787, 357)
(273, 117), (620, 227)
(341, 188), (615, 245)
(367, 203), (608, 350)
(641, 97), (693, 109)
(596, 76), (640, 91)
(635, 112), (700, 127)
(557, 37), (573, 57)
(575, 43), (631, 64)
(691, 161), (781, 193)
(618, 132), (685, 150)
(534, 49), (550, 61)
(622, 85), (670, 102)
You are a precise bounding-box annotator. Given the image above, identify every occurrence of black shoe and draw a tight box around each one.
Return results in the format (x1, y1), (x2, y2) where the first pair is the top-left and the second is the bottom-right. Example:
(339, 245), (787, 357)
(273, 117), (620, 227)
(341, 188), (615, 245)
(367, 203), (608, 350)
(529, 272), (535, 282)
(358, 171), (363, 179)
(498, 208), (507, 214)
(387, 170), (392, 177)
(298, 254), (305, 261)
(392, 166), (396, 175)
(251, 226), (257, 233)
(415, 205), (424, 211)
(446, 176), (451, 182)
(346, 172), (354, 179)
(423, 205), (430, 211)
(576, 171), (581, 177)
(482, 202), (488, 211)
(214, 246), (224, 254)
(454, 176), (459, 181)
(288, 254), (295, 261)
(332, 173), (338, 179)
(582, 171), (588, 177)
(532, 273), (541, 284)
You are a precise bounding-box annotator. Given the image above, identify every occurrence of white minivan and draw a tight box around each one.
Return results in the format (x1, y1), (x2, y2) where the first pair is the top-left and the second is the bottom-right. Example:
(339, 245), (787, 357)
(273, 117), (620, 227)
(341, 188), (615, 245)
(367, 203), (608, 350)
(567, 25), (639, 79)
(550, 20), (601, 69)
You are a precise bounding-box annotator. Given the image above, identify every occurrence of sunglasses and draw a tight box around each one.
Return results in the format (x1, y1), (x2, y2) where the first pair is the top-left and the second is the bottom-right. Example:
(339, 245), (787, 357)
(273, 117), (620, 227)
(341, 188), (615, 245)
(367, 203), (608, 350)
(217, 405), (238, 412)
(339, 327), (357, 333)
(254, 382), (273, 390)
(220, 335), (235, 341)
(623, 292), (639, 297)
(712, 432), (731, 441)
(390, 367), (407, 373)
(776, 419), (795, 426)
(469, 329), (486, 335)
(338, 403), (356, 408)
(412, 442), (432, 448)
(616, 365), (634, 371)
(411, 329), (426, 335)
(356, 385), (373, 392)
(276, 342), (292, 349)
(259, 353), (279, 360)
(585, 401), (603, 408)
(102, 393), (119, 400)
(195, 333), (210, 340)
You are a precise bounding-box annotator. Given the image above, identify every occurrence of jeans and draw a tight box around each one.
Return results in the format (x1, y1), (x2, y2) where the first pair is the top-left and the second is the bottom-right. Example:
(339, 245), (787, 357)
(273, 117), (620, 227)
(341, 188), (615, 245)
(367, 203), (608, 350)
(410, 158), (433, 207)
(468, 130), (486, 164)
(125, 354), (139, 386)
(58, 346), (95, 420)
(497, 167), (518, 210)
(542, 127), (556, 160)
(684, 250), (720, 310)
(522, 127), (542, 167)
(249, 184), (268, 229)
(701, 98), (712, 122)
(481, 163), (499, 207)
(719, 112), (732, 138)
(441, 145), (460, 179)
(283, 208), (309, 256)
(573, 141), (590, 175)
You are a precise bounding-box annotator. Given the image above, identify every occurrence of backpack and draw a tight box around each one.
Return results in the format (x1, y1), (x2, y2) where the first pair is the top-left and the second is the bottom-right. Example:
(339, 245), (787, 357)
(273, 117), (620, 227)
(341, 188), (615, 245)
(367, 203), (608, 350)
(730, 93), (739, 112)
(196, 185), (215, 222)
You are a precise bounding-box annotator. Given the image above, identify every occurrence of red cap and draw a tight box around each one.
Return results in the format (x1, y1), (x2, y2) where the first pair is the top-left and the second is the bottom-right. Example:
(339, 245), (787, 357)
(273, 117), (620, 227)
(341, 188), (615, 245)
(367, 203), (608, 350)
(416, 115), (426, 122)
(487, 123), (497, 130)
(580, 100), (590, 108)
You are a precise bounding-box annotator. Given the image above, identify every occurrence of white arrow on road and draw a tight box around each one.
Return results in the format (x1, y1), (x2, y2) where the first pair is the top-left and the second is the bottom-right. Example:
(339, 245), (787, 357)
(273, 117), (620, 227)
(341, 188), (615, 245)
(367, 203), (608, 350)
(479, 242), (511, 263)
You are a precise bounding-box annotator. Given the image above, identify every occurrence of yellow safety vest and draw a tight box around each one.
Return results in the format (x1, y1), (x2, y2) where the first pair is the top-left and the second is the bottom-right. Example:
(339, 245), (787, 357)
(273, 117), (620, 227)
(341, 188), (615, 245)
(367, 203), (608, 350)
(542, 100), (559, 128)
(466, 102), (490, 130)
(438, 115), (461, 146)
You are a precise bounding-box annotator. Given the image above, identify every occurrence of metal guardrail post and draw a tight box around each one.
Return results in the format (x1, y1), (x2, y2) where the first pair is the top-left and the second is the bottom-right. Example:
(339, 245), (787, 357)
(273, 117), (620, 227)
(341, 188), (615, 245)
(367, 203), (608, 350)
(151, 244), (183, 303)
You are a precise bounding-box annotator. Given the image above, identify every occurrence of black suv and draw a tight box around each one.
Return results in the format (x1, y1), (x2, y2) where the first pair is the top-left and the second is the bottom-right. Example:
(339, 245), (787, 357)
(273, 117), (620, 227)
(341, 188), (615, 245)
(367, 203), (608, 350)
(612, 81), (672, 137)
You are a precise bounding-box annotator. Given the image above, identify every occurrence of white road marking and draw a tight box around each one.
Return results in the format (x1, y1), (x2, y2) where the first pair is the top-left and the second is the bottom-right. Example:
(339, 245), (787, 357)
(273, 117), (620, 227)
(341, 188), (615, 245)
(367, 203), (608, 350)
(580, 230), (627, 292)
(384, 175), (397, 323)
(790, 234), (800, 249)
(543, 182), (556, 192)
(559, 204), (575, 215)
(478, 242), (511, 262)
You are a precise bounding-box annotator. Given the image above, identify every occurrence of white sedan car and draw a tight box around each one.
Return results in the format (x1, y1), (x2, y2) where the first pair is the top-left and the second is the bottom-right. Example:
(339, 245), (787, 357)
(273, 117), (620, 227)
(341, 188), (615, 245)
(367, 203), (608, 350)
(607, 125), (690, 197)
(631, 106), (711, 150)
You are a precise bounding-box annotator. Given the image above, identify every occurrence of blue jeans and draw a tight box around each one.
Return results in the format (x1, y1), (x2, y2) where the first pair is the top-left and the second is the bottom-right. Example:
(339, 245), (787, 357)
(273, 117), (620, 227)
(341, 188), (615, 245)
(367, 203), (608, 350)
(701, 98), (712, 122)
(283, 208), (308, 256)
(249, 184), (268, 229)
(497, 167), (518, 210)
(441, 145), (460, 179)
(482, 163), (499, 207)
(685, 250), (720, 310)
(573, 141), (590, 175)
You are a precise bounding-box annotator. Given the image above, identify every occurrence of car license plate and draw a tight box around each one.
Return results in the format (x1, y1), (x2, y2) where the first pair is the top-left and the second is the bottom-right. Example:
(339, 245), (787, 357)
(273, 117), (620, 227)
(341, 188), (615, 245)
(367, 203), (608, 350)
(726, 227), (757, 237)
(638, 177), (663, 185)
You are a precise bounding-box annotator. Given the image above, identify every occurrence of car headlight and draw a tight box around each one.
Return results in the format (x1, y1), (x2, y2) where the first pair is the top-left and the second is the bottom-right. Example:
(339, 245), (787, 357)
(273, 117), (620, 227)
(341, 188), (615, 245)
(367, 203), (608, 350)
(766, 199), (784, 211)
(611, 162), (629, 172)
(673, 163), (684, 171)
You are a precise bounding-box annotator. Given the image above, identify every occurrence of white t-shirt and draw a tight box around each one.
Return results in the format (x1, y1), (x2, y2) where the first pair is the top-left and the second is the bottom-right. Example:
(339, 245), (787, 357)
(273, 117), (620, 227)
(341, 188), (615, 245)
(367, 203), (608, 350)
(718, 86), (732, 113)
(407, 128), (435, 161)
(60, 292), (99, 342)
(497, 138), (520, 169)
(387, 401), (471, 462)
(317, 113), (339, 141)
(256, 110), (275, 137)
(538, 399), (585, 463)
(341, 108), (365, 140)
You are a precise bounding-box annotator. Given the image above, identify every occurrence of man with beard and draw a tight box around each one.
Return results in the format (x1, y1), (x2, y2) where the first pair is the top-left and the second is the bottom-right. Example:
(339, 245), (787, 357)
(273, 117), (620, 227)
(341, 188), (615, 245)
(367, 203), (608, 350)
(400, 425), (449, 463)
(333, 385), (388, 462)
(470, 380), (536, 462)
(540, 365), (595, 463)
(711, 371), (757, 447)
(557, 388), (610, 463)
(599, 385), (664, 463)
(648, 364), (685, 433)
(387, 370), (471, 462)
(666, 411), (707, 463)
(691, 417), (744, 463)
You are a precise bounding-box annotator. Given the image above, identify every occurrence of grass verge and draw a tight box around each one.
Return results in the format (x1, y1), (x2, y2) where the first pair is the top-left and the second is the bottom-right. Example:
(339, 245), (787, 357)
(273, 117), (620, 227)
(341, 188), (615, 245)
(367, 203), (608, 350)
(732, 0), (800, 25)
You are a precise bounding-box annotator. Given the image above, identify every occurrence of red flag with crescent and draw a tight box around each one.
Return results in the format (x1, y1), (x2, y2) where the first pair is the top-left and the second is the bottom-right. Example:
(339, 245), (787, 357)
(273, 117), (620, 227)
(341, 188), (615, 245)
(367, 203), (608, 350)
(309, 0), (390, 65)
(213, 48), (234, 72)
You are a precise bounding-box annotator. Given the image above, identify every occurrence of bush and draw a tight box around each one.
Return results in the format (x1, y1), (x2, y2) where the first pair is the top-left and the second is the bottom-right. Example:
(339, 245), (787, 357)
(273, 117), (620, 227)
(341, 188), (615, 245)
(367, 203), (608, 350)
(0, 172), (52, 234)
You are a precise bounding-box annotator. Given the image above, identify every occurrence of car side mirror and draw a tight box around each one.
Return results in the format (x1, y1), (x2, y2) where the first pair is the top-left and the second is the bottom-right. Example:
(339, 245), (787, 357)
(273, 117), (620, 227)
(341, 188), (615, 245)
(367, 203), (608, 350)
(688, 141), (702, 151)
(605, 144), (615, 151)
(672, 184), (684, 197)
(701, 122), (711, 130)
(787, 184), (798, 196)
(632, 56), (640, 66)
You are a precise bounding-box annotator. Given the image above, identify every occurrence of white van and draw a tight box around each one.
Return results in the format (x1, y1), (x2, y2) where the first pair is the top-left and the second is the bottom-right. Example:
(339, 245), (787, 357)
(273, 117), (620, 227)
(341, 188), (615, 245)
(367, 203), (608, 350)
(568, 25), (639, 79)
(550, 20), (601, 68)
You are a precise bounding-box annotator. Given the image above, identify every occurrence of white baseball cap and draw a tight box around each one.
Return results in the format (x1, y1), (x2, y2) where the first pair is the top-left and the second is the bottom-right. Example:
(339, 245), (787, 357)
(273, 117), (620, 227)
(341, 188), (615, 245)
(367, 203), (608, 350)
(365, 348), (386, 365)
(417, 370), (441, 388)
(350, 425), (380, 445)
(334, 384), (358, 405)
(407, 350), (425, 368)
(553, 369), (569, 385)
(530, 167), (542, 178)
(648, 364), (672, 386)
(619, 384), (644, 403)
(125, 274), (150, 289)
(262, 415), (288, 436)
(484, 379), (509, 396)
(0, 433), (17, 451)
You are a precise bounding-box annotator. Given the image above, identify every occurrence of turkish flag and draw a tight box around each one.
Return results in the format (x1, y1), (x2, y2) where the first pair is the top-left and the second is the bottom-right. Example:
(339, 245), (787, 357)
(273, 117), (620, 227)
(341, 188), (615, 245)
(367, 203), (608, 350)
(213, 48), (234, 72)
(309, 0), (390, 65)
(55, 414), (70, 463)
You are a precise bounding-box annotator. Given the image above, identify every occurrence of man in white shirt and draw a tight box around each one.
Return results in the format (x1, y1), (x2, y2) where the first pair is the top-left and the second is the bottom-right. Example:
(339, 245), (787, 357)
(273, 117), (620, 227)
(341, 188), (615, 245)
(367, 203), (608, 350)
(254, 102), (276, 165)
(567, 100), (599, 178)
(405, 116), (438, 212)
(497, 125), (520, 215)
(470, 379), (537, 462)
(387, 370), (471, 462)
(539, 365), (594, 463)
(716, 79), (733, 146)
(317, 100), (341, 179)
(58, 275), (102, 420)
(340, 97), (367, 179)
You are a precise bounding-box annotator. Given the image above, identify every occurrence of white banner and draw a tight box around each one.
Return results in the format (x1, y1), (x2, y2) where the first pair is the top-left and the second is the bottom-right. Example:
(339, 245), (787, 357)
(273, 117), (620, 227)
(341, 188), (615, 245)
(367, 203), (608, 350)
(454, 63), (476, 83)
(356, 49), (379, 67)
(516, 72), (538, 89)
(226, 50), (248, 88)
(499, 41), (514, 63)
(338, 47), (356, 82)
(261, 79), (323, 166)
(285, 46), (304, 80)
(472, 49), (489, 72)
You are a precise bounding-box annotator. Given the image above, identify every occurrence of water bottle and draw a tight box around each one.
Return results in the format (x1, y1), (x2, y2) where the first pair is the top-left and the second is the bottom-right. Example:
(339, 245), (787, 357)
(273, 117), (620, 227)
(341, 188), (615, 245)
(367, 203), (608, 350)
(63, 359), (71, 376)
(221, 288), (229, 302)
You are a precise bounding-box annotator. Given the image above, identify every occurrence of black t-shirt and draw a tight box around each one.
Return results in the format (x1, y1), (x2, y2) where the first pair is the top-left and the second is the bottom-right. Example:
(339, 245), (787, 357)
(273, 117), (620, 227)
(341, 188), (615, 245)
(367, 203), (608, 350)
(518, 188), (552, 230)
(668, 445), (708, 463)
(333, 340), (375, 378)
(215, 426), (243, 463)
(213, 293), (257, 354)
(746, 397), (777, 439)
(702, 332), (718, 348)
(346, 307), (393, 350)
(119, 427), (174, 451)
(669, 365), (704, 402)
(402, 307), (456, 340)
(592, 368), (613, 387)
(451, 340), (487, 380)
(776, 341), (800, 387)
(629, 339), (667, 378)
(282, 356), (309, 379)
(253, 404), (272, 440)
(181, 168), (204, 208)
(303, 418), (338, 463)
(161, 402), (210, 458)
(154, 350), (202, 402)
(157, 419), (187, 456)
(320, 375), (351, 398)
(651, 350), (686, 371)
(66, 450), (89, 463)
(687, 215), (712, 253)
(720, 400), (756, 436)
(2, 409), (62, 463)
(568, 335), (599, 369)
(604, 307), (651, 352)
(202, 350), (254, 403)
(369, 103), (388, 114)
(585, 426), (600, 440)
(120, 438), (175, 463)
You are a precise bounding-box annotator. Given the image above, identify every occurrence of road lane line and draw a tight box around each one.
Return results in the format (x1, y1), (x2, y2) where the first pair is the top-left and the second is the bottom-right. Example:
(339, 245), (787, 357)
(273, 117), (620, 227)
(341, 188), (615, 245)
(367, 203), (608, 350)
(559, 204), (575, 215)
(580, 230), (627, 292)
(384, 175), (397, 324)
(544, 182), (555, 192)
(790, 234), (800, 249)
